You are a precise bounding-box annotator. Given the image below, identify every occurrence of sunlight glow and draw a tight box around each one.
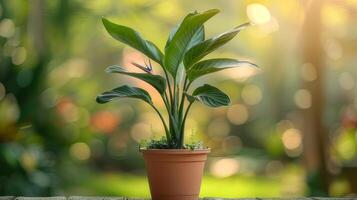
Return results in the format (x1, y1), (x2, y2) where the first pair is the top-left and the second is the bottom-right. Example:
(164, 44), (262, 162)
(210, 158), (240, 178)
(223, 66), (259, 82)
(247, 4), (272, 25)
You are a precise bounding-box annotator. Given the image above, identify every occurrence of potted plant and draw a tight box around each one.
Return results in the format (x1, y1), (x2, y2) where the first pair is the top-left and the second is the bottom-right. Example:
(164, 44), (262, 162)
(96, 9), (257, 200)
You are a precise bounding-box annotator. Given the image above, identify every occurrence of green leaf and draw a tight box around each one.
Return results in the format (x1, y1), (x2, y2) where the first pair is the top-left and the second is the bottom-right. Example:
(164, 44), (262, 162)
(187, 58), (258, 82)
(102, 18), (163, 65)
(187, 84), (230, 107)
(165, 12), (205, 50)
(105, 65), (166, 94)
(188, 25), (205, 49)
(184, 22), (250, 69)
(164, 9), (220, 77)
(96, 85), (152, 104)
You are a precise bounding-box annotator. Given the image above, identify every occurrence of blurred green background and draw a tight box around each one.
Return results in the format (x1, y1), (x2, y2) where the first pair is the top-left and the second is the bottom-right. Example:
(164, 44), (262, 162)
(1, 0), (357, 198)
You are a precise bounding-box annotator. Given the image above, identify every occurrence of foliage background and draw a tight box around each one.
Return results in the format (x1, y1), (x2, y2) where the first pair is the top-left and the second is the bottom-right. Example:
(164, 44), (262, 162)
(0, 0), (357, 198)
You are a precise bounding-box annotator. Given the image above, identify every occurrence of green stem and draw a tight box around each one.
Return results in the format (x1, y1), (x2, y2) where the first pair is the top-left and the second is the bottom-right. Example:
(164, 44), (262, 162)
(186, 80), (192, 91)
(162, 93), (171, 117)
(179, 101), (194, 148)
(171, 78), (178, 138)
(164, 93), (179, 143)
(162, 68), (176, 145)
(163, 69), (173, 104)
(150, 103), (170, 143)
(178, 78), (188, 124)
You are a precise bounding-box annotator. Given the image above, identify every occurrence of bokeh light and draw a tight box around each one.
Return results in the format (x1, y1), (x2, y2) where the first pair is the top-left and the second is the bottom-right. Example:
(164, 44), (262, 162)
(91, 111), (120, 133)
(336, 131), (356, 161)
(323, 38), (343, 60)
(70, 142), (91, 161)
(226, 104), (249, 125)
(56, 98), (79, 123)
(301, 63), (317, 82)
(130, 122), (152, 142)
(294, 89), (312, 109)
(0, 18), (15, 38)
(210, 158), (240, 178)
(282, 128), (302, 151)
(282, 128), (303, 157)
(247, 4), (272, 25)
(207, 118), (231, 138)
(338, 72), (355, 91)
(11, 47), (27, 65)
(1, 94), (20, 123)
(20, 152), (37, 172)
(40, 88), (58, 108)
(241, 84), (262, 106)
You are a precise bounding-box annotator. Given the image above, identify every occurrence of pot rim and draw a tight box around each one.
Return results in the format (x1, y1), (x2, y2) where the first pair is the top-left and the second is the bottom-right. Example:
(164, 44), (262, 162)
(139, 148), (210, 154)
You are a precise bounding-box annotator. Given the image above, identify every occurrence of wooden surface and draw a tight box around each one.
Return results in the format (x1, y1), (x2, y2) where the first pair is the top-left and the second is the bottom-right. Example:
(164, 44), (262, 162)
(0, 197), (356, 200)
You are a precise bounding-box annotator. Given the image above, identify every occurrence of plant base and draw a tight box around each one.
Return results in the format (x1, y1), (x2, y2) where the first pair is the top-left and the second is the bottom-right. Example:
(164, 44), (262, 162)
(141, 149), (210, 200)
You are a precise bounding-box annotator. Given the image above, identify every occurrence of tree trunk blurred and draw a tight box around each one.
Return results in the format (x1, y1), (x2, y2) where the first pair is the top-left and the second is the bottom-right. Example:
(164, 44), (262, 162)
(301, 0), (331, 195)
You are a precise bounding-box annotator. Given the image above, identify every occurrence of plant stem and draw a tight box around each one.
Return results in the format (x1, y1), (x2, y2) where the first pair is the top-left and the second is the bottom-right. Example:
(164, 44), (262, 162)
(163, 69), (173, 105)
(178, 77), (188, 124)
(179, 101), (194, 148)
(162, 93), (175, 142)
(171, 77), (179, 139)
(162, 68), (175, 145)
(150, 103), (170, 143)
(186, 80), (192, 91)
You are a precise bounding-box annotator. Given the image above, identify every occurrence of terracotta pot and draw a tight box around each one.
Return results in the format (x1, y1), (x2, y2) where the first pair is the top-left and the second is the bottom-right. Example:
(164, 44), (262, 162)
(140, 149), (210, 200)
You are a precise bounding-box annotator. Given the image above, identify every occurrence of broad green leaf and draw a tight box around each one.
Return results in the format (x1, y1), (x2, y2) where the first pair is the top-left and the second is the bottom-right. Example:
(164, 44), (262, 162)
(186, 84), (230, 107)
(188, 25), (205, 49)
(102, 18), (163, 65)
(166, 26), (205, 51)
(164, 9), (220, 77)
(165, 12), (205, 50)
(184, 22), (250, 69)
(96, 85), (152, 104)
(105, 65), (166, 94)
(187, 58), (258, 81)
(165, 25), (179, 50)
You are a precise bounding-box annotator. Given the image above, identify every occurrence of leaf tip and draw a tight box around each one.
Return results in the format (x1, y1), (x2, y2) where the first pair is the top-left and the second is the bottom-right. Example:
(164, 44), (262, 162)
(251, 62), (259, 68)
(96, 95), (106, 104)
(101, 17), (109, 24)
(208, 8), (221, 14)
(226, 97), (231, 106)
(104, 66), (112, 73)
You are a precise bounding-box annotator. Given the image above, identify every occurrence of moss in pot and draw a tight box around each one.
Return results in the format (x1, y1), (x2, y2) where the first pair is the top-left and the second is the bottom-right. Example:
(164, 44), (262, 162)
(96, 9), (258, 200)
